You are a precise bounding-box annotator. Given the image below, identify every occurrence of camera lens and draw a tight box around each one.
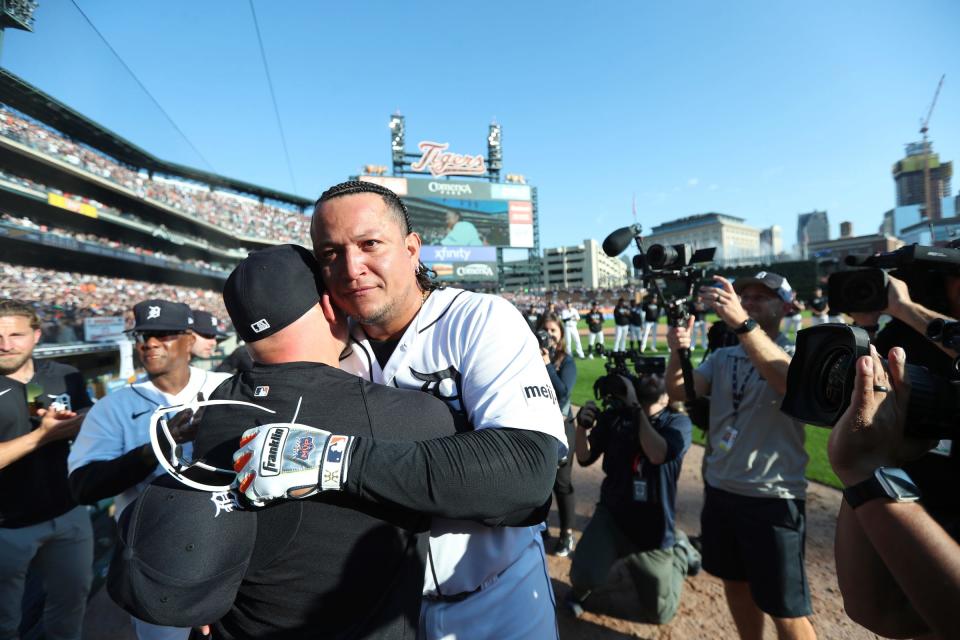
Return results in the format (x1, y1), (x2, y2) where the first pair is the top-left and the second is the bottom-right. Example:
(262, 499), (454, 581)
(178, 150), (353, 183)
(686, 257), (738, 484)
(815, 347), (854, 413)
(647, 244), (678, 269)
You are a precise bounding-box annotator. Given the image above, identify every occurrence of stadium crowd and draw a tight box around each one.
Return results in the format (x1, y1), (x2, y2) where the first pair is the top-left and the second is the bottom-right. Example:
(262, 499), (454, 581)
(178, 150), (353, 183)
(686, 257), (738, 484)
(1, 214), (231, 274)
(0, 106), (310, 244)
(0, 261), (226, 344)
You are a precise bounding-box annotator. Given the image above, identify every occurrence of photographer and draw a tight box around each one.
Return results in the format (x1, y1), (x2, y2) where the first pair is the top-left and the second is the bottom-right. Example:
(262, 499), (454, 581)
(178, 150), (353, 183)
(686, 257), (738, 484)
(566, 372), (695, 623)
(666, 272), (816, 640)
(848, 271), (960, 539)
(830, 345), (960, 639)
(537, 313), (578, 556)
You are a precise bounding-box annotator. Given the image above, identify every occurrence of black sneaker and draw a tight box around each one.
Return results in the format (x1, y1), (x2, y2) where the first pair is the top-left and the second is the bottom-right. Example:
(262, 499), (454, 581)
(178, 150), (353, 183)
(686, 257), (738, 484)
(554, 531), (575, 557)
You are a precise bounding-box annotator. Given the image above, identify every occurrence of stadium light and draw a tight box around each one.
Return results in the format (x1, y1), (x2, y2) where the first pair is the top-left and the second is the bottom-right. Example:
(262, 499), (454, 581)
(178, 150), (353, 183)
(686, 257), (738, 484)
(487, 122), (502, 172)
(0, 0), (38, 32)
(389, 113), (405, 169)
(505, 173), (526, 184)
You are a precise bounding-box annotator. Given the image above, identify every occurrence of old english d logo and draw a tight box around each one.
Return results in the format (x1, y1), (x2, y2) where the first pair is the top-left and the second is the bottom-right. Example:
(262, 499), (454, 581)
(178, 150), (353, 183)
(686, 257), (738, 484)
(409, 366), (469, 431)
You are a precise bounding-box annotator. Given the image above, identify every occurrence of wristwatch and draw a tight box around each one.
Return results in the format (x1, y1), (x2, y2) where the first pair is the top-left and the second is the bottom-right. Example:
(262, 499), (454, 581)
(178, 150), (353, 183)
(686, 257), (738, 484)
(842, 467), (921, 509)
(733, 318), (758, 335)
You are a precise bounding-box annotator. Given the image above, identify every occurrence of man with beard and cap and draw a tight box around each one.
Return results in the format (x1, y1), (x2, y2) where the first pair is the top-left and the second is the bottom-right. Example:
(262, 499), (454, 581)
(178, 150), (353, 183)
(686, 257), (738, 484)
(68, 299), (231, 640)
(0, 299), (92, 640)
(232, 181), (565, 640)
(666, 271), (816, 640)
(566, 370), (697, 623)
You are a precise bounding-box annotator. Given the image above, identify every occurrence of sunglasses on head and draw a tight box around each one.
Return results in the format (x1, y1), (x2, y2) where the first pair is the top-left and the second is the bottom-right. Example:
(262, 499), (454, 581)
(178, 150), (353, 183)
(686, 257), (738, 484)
(133, 330), (188, 343)
(149, 399), (277, 492)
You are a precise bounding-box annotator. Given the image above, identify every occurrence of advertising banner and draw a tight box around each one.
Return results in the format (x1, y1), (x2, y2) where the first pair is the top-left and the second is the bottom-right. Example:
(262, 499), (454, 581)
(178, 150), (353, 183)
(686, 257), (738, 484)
(48, 193), (98, 218)
(83, 316), (126, 342)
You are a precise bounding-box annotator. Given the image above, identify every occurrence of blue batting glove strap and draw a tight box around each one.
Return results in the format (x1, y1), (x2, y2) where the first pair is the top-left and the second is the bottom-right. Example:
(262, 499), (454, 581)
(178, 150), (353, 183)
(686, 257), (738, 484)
(232, 423), (353, 507)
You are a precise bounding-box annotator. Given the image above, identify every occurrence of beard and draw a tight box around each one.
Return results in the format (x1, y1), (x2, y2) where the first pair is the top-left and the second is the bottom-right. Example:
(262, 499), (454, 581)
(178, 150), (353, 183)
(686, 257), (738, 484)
(636, 375), (666, 406)
(0, 351), (32, 376)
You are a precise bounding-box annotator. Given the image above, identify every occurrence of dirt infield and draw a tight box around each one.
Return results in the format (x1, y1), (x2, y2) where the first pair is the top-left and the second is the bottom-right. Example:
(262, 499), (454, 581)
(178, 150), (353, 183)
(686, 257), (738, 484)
(549, 443), (878, 639)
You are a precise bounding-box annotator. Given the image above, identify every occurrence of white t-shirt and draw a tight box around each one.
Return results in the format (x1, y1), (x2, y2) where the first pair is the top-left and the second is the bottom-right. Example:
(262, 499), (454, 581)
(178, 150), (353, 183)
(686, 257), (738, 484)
(68, 367), (231, 516)
(339, 287), (567, 594)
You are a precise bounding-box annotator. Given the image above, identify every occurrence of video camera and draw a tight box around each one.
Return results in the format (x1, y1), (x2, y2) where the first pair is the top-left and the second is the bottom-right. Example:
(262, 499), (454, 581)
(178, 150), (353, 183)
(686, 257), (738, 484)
(535, 328), (556, 361)
(827, 244), (960, 313)
(781, 324), (959, 440)
(593, 351), (666, 409)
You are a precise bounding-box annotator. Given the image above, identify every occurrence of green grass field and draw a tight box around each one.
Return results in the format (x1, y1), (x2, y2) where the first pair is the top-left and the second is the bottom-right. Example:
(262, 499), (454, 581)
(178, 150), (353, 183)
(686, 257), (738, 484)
(569, 345), (841, 489)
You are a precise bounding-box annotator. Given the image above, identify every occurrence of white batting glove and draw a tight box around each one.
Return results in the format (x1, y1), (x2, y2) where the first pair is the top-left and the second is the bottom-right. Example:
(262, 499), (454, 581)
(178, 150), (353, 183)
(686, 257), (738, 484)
(231, 423), (354, 507)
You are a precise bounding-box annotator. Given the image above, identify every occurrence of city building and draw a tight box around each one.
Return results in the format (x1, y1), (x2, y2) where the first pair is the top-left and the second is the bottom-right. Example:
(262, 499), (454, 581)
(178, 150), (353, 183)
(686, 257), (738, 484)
(893, 141), (953, 221)
(807, 233), (903, 263)
(797, 210), (830, 255)
(641, 212), (761, 264)
(759, 225), (783, 257)
(541, 238), (630, 290)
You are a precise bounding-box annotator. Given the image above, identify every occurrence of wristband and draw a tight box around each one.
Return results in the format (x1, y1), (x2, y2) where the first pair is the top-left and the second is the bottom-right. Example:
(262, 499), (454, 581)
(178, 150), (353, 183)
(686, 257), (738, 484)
(319, 435), (354, 491)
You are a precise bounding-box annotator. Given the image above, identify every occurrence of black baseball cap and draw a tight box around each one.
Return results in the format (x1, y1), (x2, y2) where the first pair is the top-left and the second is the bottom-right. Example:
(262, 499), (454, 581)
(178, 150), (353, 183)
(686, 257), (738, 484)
(732, 271), (794, 302)
(130, 299), (194, 332)
(191, 310), (228, 339)
(107, 476), (304, 628)
(107, 476), (255, 627)
(222, 244), (323, 343)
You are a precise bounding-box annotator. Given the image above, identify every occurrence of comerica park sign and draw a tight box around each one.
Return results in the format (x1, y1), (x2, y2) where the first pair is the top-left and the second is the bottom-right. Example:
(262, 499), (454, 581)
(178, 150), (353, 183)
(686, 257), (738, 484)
(411, 141), (487, 178)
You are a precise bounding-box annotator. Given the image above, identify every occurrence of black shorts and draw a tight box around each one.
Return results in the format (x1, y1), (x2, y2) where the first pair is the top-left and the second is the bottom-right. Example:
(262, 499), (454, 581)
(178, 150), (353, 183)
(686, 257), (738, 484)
(700, 485), (812, 618)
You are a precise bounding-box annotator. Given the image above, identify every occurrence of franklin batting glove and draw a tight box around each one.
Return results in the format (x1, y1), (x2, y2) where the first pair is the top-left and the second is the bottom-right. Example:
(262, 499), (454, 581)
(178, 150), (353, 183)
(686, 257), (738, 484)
(231, 424), (354, 507)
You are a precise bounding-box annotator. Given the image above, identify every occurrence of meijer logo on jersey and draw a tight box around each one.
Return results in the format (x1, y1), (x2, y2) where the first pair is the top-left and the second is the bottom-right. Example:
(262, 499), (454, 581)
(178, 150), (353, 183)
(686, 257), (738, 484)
(260, 427), (288, 477)
(523, 384), (557, 406)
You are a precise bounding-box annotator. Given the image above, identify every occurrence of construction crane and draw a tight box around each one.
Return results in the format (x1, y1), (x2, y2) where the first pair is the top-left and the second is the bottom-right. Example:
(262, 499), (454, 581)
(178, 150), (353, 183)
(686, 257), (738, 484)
(920, 74), (945, 233)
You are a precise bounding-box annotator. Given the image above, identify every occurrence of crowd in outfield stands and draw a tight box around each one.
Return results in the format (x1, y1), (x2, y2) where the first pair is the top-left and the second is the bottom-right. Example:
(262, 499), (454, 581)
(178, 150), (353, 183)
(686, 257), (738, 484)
(1, 214), (231, 274)
(0, 107), (310, 244)
(0, 262), (226, 344)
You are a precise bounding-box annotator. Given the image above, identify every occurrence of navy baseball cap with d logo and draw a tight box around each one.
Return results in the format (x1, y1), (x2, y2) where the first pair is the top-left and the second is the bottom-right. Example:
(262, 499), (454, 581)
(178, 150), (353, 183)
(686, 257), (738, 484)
(130, 299), (194, 332)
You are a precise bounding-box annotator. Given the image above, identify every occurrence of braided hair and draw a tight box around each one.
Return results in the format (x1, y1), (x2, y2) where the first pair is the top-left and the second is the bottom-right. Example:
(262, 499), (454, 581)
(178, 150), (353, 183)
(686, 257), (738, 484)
(313, 180), (439, 292)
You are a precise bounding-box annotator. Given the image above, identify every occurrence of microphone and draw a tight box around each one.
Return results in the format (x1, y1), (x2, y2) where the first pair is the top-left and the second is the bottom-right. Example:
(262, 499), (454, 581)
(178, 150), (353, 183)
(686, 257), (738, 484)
(602, 224), (641, 257)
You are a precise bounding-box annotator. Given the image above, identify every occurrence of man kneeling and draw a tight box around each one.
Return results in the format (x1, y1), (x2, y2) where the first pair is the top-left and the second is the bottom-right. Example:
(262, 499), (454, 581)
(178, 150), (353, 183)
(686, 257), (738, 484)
(567, 372), (698, 623)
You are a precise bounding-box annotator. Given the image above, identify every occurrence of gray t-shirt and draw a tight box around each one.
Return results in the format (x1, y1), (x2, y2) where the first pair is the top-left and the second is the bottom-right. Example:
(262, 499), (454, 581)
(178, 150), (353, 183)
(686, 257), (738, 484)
(697, 334), (808, 499)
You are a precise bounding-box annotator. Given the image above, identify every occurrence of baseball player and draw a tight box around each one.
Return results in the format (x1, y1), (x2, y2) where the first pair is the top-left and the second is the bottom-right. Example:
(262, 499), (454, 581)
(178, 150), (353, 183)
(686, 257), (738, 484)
(1, 299), (93, 640)
(585, 301), (605, 358)
(640, 295), (660, 352)
(296, 180), (566, 639)
(613, 298), (630, 352)
(629, 298), (644, 351)
(68, 299), (230, 640)
(560, 303), (585, 358)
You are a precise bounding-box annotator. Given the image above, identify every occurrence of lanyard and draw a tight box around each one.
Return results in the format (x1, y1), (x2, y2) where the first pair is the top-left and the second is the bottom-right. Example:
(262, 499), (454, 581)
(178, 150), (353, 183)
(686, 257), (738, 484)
(730, 356), (755, 424)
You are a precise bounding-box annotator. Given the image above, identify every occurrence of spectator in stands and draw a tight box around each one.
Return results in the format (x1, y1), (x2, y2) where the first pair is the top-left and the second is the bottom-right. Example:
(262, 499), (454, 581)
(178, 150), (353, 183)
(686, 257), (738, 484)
(0, 298), (93, 640)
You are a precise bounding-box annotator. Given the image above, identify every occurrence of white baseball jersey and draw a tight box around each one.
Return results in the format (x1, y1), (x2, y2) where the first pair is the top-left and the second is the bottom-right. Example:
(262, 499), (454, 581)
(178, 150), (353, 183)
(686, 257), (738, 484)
(560, 307), (580, 327)
(68, 367), (231, 517)
(339, 287), (567, 595)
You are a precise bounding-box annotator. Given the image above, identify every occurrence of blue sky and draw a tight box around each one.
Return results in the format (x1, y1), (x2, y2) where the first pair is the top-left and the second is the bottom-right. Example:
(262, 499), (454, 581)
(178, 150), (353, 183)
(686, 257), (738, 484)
(3, 1), (959, 255)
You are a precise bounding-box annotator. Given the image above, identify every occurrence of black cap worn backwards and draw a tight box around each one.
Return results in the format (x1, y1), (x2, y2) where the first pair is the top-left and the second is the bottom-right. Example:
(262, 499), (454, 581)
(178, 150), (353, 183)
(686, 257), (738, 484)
(107, 476), (256, 627)
(191, 310), (228, 339)
(222, 244), (323, 343)
(130, 299), (194, 332)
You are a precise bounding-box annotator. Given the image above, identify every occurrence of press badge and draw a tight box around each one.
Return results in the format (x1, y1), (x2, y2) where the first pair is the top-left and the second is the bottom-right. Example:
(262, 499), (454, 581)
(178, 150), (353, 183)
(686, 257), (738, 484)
(717, 425), (739, 453)
(632, 477), (649, 502)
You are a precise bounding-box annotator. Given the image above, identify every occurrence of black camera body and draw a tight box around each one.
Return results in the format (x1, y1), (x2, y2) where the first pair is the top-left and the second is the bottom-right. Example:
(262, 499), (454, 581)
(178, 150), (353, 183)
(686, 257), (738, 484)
(827, 244), (960, 313)
(535, 328), (556, 360)
(781, 324), (959, 440)
(593, 352), (667, 408)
